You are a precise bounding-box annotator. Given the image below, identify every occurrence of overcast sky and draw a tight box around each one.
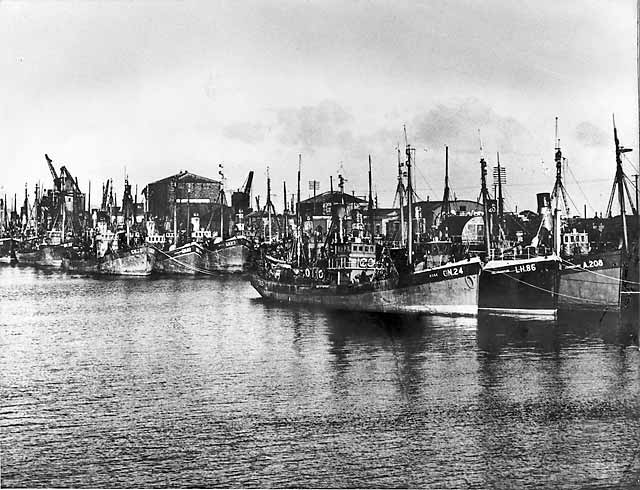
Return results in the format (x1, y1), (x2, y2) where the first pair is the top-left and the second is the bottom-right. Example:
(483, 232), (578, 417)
(1, 0), (638, 214)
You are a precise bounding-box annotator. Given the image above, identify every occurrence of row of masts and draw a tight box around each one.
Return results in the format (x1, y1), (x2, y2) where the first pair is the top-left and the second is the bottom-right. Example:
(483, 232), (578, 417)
(255, 116), (639, 266)
(4, 116), (639, 261)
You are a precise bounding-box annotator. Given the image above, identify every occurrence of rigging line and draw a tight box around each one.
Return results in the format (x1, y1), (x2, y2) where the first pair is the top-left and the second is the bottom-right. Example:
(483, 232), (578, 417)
(412, 164), (435, 200)
(622, 178), (638, 214)
(451, 178), (610, 192)
(501, 271), (606, 304)
(623, 173), (639, 201)
(561, 186), (582, 217)
(622, 153), (640, 174)
(565, 163), (597, 215)
(559, 257), (640, 285)
(624, 173), (638, 188)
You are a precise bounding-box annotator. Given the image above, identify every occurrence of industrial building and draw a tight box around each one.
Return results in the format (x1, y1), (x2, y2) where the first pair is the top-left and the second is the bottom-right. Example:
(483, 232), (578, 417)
(144, 171), (227, 237)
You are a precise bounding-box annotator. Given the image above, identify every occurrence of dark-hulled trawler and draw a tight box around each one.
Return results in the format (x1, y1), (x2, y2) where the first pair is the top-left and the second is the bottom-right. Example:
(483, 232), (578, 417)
(251, 142), (482, 316)
(477, 150), (561, 316)
(553, 119), (639, 310)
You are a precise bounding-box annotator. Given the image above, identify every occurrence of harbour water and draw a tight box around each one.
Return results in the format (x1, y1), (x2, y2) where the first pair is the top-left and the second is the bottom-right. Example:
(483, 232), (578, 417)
(1, 265), (639, 488)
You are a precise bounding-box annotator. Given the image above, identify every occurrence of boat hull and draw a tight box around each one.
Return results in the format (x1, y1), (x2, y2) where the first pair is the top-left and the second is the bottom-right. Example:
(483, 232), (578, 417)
(203, 239), (251, 273)
(153, 243), (202, 274)
(0, 238), (17, 263)
(15, 245), (68, 268)
(558, 250), (624, 310)
(479, 256), (560, 316)
(251, 258), (481, 316)
(62, 246), (155, 276)
(153, 239), (251, 274)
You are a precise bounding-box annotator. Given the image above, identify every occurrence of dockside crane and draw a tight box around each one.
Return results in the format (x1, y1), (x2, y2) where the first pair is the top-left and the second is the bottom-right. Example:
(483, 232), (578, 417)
(46, 154), (60, 192)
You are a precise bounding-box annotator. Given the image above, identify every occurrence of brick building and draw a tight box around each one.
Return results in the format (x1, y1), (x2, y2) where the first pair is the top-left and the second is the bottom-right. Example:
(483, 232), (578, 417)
(144, 171), (230, 236)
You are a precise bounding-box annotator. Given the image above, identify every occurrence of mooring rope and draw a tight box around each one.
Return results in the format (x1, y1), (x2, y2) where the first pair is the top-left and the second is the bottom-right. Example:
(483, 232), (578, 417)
(151, 245), (221, 276)
(559, 257), (640, 286)
(501, 272), (608, 304)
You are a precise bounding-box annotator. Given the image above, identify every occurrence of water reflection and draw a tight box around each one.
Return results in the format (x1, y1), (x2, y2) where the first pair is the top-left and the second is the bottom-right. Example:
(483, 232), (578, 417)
(475, 310), (639, 487)
(477, 309), (637, 355)
(1, 266), (639, 488)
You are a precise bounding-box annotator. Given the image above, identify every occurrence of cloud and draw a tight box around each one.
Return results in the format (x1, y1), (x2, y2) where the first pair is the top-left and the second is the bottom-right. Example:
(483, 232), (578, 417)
(222, 122), (269, 144)
(412, 98), (531, 155)
(275, 100), (354, 152)
(574, 121), (608, 148)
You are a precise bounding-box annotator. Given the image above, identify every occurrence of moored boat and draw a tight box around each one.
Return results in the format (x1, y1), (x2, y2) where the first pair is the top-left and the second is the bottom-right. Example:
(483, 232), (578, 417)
(0, 237), (18, 263)
(251, 139), (482, 316)
(62, 244), (155, 276)
(203, 236), (252, 273)
(475, 150), (560, 316)
(153, 236), (252, 274)
(553, 120), (639, 311)
(558, 249), (627, 310)
(15, 241), (71, 268)
(251, 242), (482, 315)
(62, 176), (155, 276)
(153, 241), (204, 274)
(478, 254), (560, 316)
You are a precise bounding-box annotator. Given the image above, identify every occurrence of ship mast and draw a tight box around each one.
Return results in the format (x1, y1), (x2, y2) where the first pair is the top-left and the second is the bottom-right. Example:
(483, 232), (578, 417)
(266, 167), (272, 243)
(186, 183), (191, 242)
(218, 164), (225, 240)
(173, 178), (178, 245)
(296, 155), (301, 267)
(606, 116), (635, 252)
(283, 181), (288, 216)
(551, 118), (570, 215)
(496, 152), (504, 224)
(550, 118), (570, 255)
(637, 0), (640, 256)
(22, 184), (29, 236)
(404, 125), (414, 264)
(441, 146), (451, 221)
(394, 145), (406, 245)
(368, 155), (374, 239)
(479, 132), (492, 256)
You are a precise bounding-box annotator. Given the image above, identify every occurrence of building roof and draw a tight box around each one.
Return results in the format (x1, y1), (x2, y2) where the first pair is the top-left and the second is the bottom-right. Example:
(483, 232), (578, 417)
(440, 215), (477, 236)
(148, 170), (221, 186)
(299, 190), (367, 205)
(414, 199), (482, 210)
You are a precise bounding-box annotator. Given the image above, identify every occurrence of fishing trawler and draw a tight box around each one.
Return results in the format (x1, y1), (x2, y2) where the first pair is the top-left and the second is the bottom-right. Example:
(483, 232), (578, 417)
(252, 241), (481, 315)
(553, 120), (639, 310)
(13, 155), (86, 268)
(0, 237), (17, 263)
(251, 141), (482, 315)
(62, 178), (155, 276)
(476, 151), (560, 316)
(150, 173), (253, 274)
(152, 234), (252, 274)
(62, 242), (156, 276)
(15, 232), (71, 268)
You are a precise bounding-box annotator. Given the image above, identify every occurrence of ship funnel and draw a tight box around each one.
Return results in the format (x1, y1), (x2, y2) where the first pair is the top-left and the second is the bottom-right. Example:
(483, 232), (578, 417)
(536, 193), (551, 215)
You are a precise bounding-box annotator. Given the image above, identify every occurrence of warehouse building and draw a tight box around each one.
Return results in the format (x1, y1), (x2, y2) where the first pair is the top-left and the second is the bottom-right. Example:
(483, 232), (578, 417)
(144, 171), (229, 237)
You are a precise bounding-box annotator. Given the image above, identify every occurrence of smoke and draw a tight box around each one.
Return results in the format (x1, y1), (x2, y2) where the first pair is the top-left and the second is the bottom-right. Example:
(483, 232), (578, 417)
(275, 100), (354, 152)
(412, 98), (531, 154)
(222, 122), (269, 144)
(574, 121), (608, 148)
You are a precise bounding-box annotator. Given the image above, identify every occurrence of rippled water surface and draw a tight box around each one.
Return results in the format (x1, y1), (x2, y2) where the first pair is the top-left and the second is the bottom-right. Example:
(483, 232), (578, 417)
(1, 265), (639, 488)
